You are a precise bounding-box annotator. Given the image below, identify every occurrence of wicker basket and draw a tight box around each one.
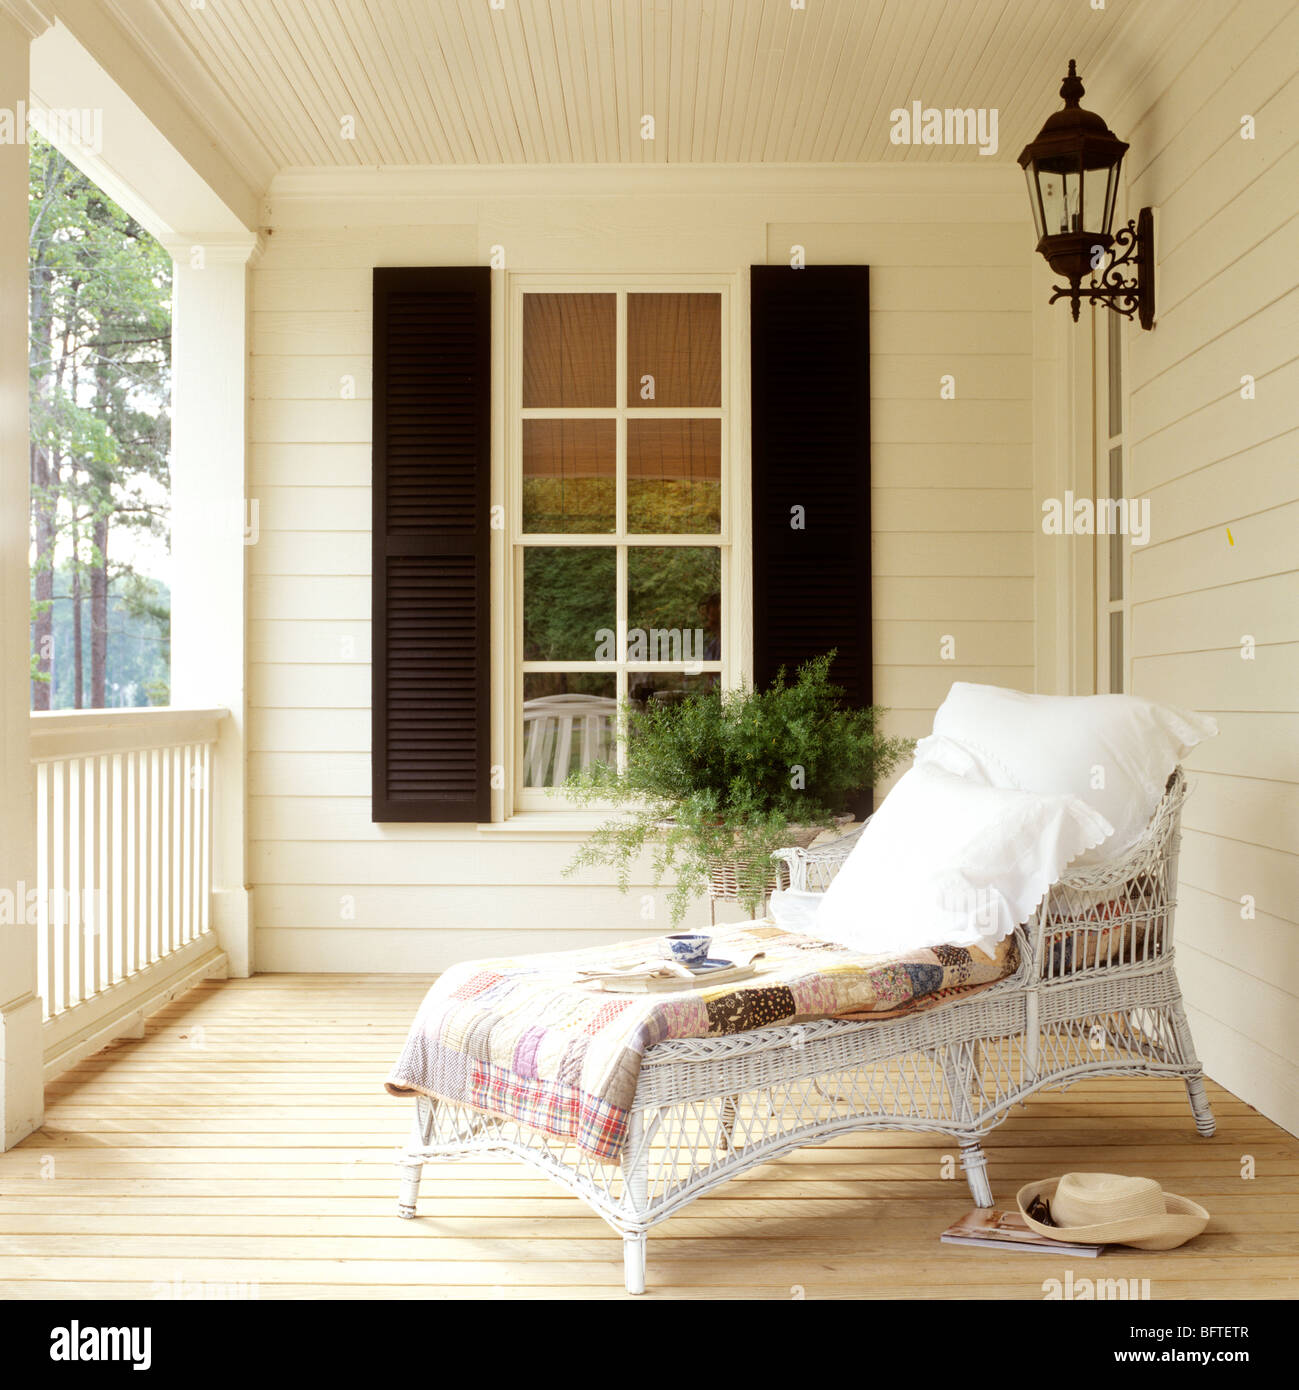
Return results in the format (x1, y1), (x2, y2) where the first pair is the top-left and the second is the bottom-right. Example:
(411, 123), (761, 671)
(705, 825), (823, 909)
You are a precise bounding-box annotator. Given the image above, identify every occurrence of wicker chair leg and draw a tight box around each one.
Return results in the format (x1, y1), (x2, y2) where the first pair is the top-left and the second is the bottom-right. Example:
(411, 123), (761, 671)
(397, 1158), (423, 1218)
(1185, 1074), (1216, 1138)
(621, 1109), (650, 1293)
(960, 1140), (995, 1208)
(1168, 986), (1217, 1137)
(623, 1232), (647, 1295)
(397, 1105), (429, 1218)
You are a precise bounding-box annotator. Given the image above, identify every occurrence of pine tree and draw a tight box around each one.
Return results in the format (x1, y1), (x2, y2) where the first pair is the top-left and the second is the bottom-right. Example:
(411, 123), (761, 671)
(28, 132), (171, 709)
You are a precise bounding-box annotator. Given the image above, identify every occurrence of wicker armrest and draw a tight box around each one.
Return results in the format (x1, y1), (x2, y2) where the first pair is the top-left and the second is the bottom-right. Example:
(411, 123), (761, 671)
(1027, 767), (1187, 979)
(772, 821), (869, 894)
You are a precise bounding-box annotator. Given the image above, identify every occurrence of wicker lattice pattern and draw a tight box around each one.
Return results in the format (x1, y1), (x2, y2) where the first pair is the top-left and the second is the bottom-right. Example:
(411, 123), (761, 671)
(705, 856), (791, 902)
(397, 767), (1214, 1293)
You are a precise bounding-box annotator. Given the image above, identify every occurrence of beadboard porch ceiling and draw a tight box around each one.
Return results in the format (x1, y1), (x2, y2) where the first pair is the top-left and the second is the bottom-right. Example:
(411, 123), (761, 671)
(95, 0), (1187, 190)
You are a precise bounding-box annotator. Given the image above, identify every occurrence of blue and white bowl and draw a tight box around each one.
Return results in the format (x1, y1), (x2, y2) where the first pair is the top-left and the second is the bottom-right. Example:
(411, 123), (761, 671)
(660, 933), (711, 964)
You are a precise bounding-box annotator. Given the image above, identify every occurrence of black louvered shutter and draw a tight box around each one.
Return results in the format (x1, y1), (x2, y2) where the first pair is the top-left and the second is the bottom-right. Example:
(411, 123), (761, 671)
(372, 268), (490, 822)
(750, 265), (871, 710)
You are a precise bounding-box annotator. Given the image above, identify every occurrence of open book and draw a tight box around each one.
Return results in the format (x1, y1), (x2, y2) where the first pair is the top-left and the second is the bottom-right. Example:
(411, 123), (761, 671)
(574, 951), (765, 993)
(940, 1207), (1103, 1255)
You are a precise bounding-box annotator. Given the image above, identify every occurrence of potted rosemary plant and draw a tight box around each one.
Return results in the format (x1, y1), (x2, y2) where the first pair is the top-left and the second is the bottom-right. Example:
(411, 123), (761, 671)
(558, 652), (911, 925)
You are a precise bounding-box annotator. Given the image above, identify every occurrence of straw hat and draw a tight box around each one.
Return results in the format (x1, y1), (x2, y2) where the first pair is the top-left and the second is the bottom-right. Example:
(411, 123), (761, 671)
(1016, 1172), (1209, 1250)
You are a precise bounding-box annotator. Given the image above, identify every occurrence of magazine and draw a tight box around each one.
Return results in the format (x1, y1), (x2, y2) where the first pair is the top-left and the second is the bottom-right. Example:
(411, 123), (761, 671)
(940, 1207), (1103, 1256)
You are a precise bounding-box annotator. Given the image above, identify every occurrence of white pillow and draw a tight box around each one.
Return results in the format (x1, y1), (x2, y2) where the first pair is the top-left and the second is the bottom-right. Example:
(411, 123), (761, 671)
(915, 683), (1216, 865)
(767, 887), (825, 935)
(813, 762), (1113, 956)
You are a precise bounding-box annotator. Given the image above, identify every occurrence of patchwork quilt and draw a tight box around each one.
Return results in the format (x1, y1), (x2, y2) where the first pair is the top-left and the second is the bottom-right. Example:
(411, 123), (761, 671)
(385, 922), (1018, 1164)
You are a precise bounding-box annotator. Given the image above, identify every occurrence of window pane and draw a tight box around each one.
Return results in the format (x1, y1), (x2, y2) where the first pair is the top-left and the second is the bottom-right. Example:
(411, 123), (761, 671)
(628, 671), (719, 709)
(627, 418), (721, 533)
(627, 293), (721, 407)
(523, 547), (616, 662)
(627, 546), (721, 663)
(1107, 307), (1123, 438)
(523, 673), (616, 787)
(1109, 610), (1124, 694)
(523, 293), (616, 407)
(1108, 445), (1124, 602)
(523, 419), (615, 533)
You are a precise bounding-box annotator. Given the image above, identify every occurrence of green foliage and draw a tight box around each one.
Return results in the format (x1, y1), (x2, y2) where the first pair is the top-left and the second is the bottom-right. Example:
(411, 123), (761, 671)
(559, 652), (912, 924)
(521, 474), (721, 666)
(28, 130), (172, 707)
(34, 565), (170, 708)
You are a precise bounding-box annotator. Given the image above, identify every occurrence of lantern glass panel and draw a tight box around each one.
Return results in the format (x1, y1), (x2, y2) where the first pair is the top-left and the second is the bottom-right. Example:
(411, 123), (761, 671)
(1079, 161), (1119, 237)
(1034, 162), (1080, 236)
(1024, 166), (1045, 240)
(1102, 161), (1121, 236)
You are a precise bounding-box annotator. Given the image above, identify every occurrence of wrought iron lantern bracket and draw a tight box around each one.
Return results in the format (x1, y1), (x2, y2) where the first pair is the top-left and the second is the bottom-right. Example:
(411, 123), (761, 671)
(1047, 207), (1155, 329)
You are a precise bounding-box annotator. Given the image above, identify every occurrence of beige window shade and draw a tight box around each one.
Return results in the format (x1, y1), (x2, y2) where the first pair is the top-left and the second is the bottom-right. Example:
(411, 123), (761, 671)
(627, 293), (721, 407)
(522, 293), (616, 407)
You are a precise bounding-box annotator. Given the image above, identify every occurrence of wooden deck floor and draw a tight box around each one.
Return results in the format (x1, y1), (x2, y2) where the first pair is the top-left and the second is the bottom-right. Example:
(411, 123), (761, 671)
(1, 973), (1296, 1300)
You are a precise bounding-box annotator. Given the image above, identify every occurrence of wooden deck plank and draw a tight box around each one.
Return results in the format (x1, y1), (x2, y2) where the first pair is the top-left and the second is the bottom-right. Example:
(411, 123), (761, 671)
(7, 972), (1297, 1299)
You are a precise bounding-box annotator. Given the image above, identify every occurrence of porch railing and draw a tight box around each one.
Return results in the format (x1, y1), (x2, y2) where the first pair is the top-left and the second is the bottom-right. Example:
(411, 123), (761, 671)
(29, 709), (227, 1051)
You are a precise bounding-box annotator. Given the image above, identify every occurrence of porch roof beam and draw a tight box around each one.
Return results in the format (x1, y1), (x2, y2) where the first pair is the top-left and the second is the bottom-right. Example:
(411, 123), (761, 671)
(19, 0), (259, 244)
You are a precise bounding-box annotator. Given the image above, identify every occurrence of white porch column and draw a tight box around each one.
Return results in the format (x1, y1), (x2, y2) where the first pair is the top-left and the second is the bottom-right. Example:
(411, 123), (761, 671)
(166, 240), (260, 978)
(0, 8), (44, 1148)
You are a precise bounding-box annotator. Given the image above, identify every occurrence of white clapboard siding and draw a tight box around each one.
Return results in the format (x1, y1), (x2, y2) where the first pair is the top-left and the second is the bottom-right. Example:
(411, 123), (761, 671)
(1142, 434), (1299, 547)
(1154, 68), (1299, 258)
(249, 621), (372, 666)
(871, 443), (1033, 489)
(249, 443), (369, 488)
(871, 621), (1033, 667)
(1176, 886), (1294, 988)
(254, 488), (369, 532)
(247, 533), (370, 579)
(255, 224), (478, 268)
(1133, 646), (1299, 715)
(873, 534), (1034, 578)
(1177, 770), (1299, 860)
(870, 355), (1032, 399)
(868, 311), (1031, 356)
(1130, 498), (1298, 604)
(253, 357), (373, 399)
(870, 577), (1034, 622)
(249, 173), (1036, 973)
(1131, 572), (1299, 657)
(1175, 829), (1298, 936)
(1130, 288), (1299, 443)
(872, 490), (1035, 532)
(871, 399), (1031, 444)
(1101, 3), (1299, 1141)
(1129, 361), (1299, 497)
(764, 221), (1027, 267)
(1175, 945), (1299, 1082)
(1180, 713), (1299, 786)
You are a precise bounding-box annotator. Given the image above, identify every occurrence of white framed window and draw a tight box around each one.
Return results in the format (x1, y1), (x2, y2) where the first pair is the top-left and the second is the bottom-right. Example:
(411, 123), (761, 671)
(504, 274), (735, 811)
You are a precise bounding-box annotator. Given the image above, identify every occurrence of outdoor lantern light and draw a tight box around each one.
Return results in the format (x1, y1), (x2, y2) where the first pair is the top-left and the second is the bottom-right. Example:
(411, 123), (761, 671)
(1019, 60), (1155, 329)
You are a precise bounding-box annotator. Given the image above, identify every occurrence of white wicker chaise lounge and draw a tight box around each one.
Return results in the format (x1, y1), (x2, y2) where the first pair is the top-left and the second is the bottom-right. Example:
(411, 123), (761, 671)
(395, 768), (1214, 1294)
